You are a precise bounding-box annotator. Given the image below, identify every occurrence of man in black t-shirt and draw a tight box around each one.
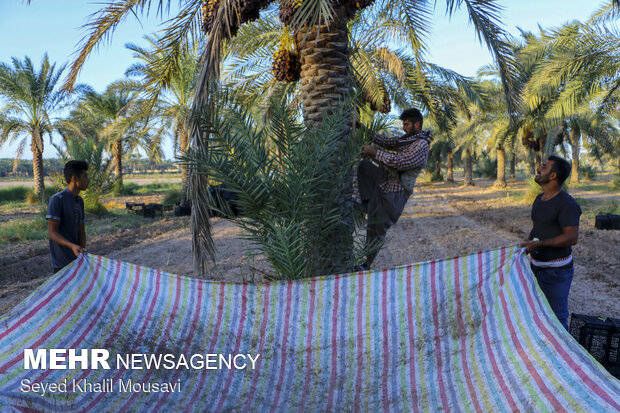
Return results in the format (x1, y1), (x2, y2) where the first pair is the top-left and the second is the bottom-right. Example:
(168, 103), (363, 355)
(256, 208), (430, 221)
(520, 155), (581, 330)
(46, 160), (90, 273)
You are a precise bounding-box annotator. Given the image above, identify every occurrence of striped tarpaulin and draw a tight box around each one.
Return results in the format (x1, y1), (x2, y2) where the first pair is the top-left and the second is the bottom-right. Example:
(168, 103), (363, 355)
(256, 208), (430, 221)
(0, 246), (618, 412)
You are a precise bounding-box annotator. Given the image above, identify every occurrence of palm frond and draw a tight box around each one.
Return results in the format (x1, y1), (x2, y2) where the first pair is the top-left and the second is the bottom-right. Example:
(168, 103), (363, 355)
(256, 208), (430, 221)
(589, 0), (620, 25)
(289, 0), (335, 31)
(454, 0), (520, 117)
(375, 0), (433, 57)
(64, 0), (160, 90)
(183, 92), (370, 278)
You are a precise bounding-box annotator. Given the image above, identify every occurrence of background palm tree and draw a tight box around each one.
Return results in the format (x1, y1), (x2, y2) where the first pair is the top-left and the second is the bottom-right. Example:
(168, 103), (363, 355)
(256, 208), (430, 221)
(465, 78), (514, 187)
(523, 15), (620, 183)
(450, 111), (486, 186)
(70, 84), (153, 191)
(126, 36), (201, 192)
(0, 54), (69, 198)
(526, 6), (620, 120)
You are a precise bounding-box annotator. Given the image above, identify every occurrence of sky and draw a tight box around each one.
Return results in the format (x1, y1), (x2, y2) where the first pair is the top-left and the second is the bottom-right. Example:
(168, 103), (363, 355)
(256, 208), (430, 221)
(0, 0), (606, 160)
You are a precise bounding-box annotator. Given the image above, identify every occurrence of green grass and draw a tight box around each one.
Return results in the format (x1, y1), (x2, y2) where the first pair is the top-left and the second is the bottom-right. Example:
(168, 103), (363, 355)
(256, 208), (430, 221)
(0, 185), (59, 204)
(0, 208), (171, 246)
(112, 181), (182, 196)
(162, 189), (183, 206)
(0, 215), (48, 244)
(125, 172), (181, 179)
(582, 199), (620, 220)
(501, 178), (542, 205)
(0, 201), (31, 214)
(137, 182), (181, 193)
(573, 197), (591, 208)
(86, 210), (148, 237)
(0, 186), (29, 203)
(502, 188), (526, 202)
(570, 181), (619, 193)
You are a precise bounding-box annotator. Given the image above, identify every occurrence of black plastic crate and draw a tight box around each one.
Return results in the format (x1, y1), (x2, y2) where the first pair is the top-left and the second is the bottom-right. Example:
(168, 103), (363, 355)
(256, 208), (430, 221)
(569, 314), (613, 364)
(580, 325), (613, 363)
(569, 314), (608, 342)
(607, 318), (620, 379)
(595, 214), (610, 229)
(595, 213), (620, 230)
(607, 364), (620, 379)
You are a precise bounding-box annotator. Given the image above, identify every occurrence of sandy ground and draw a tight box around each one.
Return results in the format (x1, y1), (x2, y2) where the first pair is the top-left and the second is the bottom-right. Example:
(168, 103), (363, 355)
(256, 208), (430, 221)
(1, 178), (618, 319)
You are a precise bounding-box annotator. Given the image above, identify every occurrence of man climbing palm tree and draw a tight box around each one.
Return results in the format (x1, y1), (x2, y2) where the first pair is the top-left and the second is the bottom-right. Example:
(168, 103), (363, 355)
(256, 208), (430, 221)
(357, 108), (430, 270)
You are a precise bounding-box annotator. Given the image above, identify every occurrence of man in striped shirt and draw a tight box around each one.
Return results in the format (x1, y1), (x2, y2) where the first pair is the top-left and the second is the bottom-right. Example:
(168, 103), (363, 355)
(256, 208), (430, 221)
(356, 108), (431, 270)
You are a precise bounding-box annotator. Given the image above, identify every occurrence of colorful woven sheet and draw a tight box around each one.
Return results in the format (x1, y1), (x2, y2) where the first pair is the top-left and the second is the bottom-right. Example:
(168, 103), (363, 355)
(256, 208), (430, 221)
(1, 247), (619, 412)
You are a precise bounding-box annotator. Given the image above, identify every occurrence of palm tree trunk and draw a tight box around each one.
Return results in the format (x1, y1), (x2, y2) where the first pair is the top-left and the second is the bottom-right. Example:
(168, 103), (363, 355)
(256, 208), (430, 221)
(113, 140), (123, 189)
(538, 131), (547, 156)
(529, 153), (536, 175)
(296, 11), (351, 130)
(179, 125), (190, 194)
(570, 123), (580, 184)
(31, 130), (45, 199)
(296, 10), (354, 273)
(434, 151), (441, 178)
(463, 149), (474, 186)
(509, 153), (516, 179)
(494, 145), (506, 187)
(446, 149), (454, 182)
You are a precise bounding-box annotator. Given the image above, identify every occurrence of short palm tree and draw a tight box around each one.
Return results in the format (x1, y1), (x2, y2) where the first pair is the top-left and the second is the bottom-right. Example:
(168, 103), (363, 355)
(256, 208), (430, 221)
(183, 92), (375, 278)
(0, 55), (69, 198)
(53, 135), (112, 214)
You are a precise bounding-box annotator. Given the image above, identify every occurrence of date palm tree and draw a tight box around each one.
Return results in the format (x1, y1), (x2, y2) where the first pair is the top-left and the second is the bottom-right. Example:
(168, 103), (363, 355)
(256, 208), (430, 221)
(68, 84), (153, 190)
(63, 0), (518, 273)
(523, 8), (620, 182)
(125, 36), (201, 192)
(525, 3), (620, 120)
(0, 55), (69, 198)
(471, 30), (559, 187)
(223, 9), (484, 128)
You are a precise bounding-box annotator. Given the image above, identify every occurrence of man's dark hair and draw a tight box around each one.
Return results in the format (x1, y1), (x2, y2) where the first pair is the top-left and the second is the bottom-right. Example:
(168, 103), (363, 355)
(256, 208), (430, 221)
(548, 155), (571, 185)
(64, 160), (88, 184)
(399, 108), (423, 128)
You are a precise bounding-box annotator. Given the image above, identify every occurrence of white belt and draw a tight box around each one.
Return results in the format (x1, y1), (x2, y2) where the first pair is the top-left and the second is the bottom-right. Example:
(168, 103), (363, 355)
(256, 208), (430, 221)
(531, 254), (572, 268)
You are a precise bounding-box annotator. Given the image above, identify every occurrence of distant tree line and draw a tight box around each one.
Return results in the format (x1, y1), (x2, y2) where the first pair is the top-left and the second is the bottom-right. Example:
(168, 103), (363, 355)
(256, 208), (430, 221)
(0, 158), (178, 178)
(0, 158), (63, 178)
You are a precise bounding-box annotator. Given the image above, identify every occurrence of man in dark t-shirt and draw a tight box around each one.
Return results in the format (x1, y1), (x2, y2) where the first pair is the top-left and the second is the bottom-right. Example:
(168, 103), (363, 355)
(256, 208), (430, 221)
(46, 160), (90, 272)
(520, 155), (581, 330)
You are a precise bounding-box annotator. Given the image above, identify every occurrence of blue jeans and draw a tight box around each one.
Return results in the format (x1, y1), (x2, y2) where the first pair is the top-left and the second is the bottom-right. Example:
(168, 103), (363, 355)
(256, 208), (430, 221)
(531, 264), (574, 330)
